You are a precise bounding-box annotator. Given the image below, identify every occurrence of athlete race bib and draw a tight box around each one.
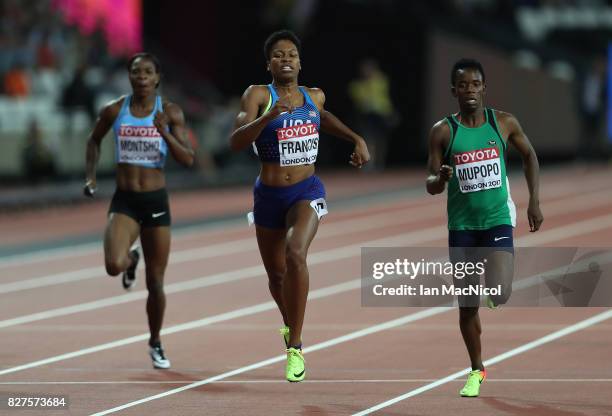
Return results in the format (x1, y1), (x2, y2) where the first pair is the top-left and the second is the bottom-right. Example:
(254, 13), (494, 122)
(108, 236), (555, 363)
(454, 147), (502, 193)
(117, 125), (163, 164)
(309, 198), (328, 219)
(276, 123), (319, 167)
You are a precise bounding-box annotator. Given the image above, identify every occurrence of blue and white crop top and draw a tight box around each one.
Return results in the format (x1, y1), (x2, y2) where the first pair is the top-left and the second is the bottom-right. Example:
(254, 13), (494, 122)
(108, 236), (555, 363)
(112, 95), (168, 169)
(253, 84), (321, 166)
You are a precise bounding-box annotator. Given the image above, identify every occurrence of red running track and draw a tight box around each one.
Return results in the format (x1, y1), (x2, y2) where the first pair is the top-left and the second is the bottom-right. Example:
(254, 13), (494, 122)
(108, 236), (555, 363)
(0, 165), (611, 415)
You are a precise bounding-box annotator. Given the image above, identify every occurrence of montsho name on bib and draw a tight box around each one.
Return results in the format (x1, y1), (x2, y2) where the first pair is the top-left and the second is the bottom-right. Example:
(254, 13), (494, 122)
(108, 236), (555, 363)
(276, 123), (319, 167)
(118, 125), (163, 164)
(454, 147), (502, 193)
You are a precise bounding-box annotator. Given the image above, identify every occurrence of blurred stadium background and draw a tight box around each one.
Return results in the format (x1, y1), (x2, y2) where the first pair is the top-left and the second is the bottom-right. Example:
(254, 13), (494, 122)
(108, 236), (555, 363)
(0, 0), (609, 209)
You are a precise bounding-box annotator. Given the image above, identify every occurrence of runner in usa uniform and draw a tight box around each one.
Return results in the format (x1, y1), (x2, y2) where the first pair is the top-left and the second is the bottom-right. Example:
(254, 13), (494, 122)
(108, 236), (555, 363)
(230, 30), (370, 382)
(426, 59), (543, 397)
(83, 53), (194, 369)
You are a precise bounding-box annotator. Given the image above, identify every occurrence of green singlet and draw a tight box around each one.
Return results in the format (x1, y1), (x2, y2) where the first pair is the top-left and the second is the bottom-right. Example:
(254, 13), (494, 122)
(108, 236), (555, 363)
(443, 108), (516, 231)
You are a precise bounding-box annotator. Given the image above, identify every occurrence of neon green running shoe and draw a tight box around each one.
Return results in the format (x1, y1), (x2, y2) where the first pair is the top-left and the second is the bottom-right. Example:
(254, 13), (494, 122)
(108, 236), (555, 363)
(280, 325), (290, 348)
(486, 296), (498, 310)
(285, 347), (305, 382)
(460, 369), (486, 397)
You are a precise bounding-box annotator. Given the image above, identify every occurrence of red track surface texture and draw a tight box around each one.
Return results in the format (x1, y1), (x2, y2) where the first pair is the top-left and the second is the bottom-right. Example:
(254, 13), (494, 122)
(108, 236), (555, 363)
(0, 166), (611, 415)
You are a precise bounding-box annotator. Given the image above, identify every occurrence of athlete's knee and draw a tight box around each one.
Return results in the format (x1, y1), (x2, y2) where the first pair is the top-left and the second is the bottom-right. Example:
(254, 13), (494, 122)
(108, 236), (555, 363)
(146, 280), (165, 296)
(504, 285), (513, 303)
(105, 258), (124, 276)
(495, 283), (512, 305)
(267, 269), (285, 287)
(459, 307), (479, 321)
(285, 242), (307, 269)
(145, 270), (166, 295)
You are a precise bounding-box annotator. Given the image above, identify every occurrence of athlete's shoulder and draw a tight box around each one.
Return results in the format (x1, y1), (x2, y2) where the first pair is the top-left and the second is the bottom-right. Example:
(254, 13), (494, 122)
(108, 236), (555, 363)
(241, 85), (270, 104)
(99, 95), (125, 122)
(493, 109), (521, 131)
(105, 95), (127, 110)
(493, 109), (517, 123)
(304, 86), (323, 95)
(304, 87), (325, 108)
(428, 118), (451, 149)
(161, 100), (185, 123)
(430, 118), (451, 136)
(161, 99), (181, 113)
(304, 86), (323, 96)
(245, 84), (270, 96)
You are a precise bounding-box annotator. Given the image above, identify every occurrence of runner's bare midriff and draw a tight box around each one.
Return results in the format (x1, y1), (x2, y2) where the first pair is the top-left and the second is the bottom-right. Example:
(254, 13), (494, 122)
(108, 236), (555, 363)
(259, 163), (315, 187)
(116, 164), (166, 192)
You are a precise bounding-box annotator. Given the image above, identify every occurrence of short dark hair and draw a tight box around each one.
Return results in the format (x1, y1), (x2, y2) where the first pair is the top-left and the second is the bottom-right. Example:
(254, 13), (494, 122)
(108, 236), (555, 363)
(127, 52), (161, 73)
(127, 52), (161, 88)
(451, 58), (485, 86)
(263, 30), (301, 61)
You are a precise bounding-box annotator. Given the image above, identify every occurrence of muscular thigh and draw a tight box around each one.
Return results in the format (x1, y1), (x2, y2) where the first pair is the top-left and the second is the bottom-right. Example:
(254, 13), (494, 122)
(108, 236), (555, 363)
(286, 200), (319, 252)
(256, 225), (287, 276)
(140, 226), (171, 274)
(104, 213), (140, 262)
(484, 250), (514, 288)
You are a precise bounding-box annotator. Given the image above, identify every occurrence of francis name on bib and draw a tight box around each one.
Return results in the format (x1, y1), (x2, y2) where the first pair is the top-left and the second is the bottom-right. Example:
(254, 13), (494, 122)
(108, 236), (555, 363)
(276, 122), (319, 167)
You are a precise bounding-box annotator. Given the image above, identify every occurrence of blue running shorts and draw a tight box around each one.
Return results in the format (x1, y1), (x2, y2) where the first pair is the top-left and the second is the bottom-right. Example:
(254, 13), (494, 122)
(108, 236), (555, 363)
(252, 175), (327, 229)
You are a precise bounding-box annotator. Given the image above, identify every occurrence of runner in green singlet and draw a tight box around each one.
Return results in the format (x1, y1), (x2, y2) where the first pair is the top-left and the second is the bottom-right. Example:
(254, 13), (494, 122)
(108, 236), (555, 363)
(426, 58), (543, 397)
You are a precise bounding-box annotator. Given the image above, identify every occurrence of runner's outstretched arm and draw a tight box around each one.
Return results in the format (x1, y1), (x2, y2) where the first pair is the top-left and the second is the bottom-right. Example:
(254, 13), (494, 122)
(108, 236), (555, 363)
(312, 88), (370, 167)
(426, 121), (452, 195)
(504, 113), (543, 232)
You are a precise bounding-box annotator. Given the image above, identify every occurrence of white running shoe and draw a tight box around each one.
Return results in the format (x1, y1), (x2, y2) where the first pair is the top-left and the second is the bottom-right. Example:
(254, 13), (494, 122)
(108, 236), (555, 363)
(149, 344), (171, 369)
(122, 246), (140, 290)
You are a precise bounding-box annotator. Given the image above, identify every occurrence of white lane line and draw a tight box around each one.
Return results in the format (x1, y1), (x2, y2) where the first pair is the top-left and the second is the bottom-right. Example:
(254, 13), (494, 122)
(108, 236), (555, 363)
(1, 205), (608, 406)
(352, 308), (612, 416)
(0, 188), (417, 270)
(2, 205), (611, 329)
(0, 279), (359, 376)
(0, 200), (441, 294)
(0, 243), (101, 270)
(0, 164), (603, 271)
(519, 213), (612, 245)
(0, 178), (609, 358)
(0, 218), (443, 328)
(0, 217), (243, 270)
(3, 174), (610, 286)
(0, 253), (608, 375)
(88, 308), (448, 416)
(0, 266), (106, 295)
(2, 379), (611, 385)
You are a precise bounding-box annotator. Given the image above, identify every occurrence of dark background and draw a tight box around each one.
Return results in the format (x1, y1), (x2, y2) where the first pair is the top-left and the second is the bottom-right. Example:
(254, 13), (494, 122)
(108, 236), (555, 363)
(143, 0), (427, 165)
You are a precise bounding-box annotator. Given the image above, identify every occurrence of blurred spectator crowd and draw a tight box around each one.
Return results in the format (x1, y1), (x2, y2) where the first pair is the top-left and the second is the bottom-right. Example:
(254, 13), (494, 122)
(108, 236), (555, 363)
(0, 0), (131, 181)
(0, 0), (239, 183)
(0, 0), (129, 106)
(0, 0), (609, 185)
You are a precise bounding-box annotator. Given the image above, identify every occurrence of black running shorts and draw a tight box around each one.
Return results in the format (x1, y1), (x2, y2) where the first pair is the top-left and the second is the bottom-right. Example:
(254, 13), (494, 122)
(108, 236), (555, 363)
(108, 188), (171, 227)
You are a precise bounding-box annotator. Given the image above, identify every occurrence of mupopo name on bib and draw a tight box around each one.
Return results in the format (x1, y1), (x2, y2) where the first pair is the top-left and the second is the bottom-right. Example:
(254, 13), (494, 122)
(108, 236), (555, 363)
(454, 147), (502, 193)
(118, 125), (163, 164)
(276, 122), (319, 167)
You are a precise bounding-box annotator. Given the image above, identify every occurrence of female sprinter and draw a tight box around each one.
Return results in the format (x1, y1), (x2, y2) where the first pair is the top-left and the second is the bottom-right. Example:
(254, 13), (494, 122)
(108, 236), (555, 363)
(84, 53), (194, 369)
(230, 30), (370, 382)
